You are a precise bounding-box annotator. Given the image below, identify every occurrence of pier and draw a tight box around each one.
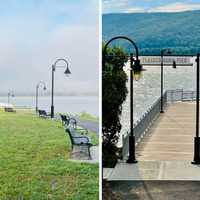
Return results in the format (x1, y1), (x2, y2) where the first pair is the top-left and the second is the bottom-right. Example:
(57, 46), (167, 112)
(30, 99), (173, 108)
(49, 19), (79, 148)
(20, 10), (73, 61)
(104, 90), (200, 181)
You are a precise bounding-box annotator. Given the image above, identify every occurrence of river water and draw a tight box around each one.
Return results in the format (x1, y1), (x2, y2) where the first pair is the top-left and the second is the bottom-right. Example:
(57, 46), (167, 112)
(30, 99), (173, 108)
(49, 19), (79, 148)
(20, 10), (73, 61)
(0, 95), (99, 117)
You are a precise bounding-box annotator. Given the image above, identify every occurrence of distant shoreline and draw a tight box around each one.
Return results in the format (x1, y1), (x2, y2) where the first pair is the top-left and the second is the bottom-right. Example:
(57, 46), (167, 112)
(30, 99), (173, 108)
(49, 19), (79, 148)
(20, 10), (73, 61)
(0, 94), (99, 97)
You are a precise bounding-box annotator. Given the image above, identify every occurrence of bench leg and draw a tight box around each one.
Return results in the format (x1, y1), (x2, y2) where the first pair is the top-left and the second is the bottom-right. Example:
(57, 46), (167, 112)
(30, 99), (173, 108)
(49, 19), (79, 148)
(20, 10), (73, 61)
(88, 146), (92, 160)
(71, 145), (92, 160)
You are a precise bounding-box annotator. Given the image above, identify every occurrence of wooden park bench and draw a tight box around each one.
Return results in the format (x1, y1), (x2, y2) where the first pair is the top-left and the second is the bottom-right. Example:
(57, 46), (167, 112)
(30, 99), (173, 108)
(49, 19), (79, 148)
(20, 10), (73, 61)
(4, 107), (16, 112)
(65, 125), (92, 159)
(38, 110), (50, 118)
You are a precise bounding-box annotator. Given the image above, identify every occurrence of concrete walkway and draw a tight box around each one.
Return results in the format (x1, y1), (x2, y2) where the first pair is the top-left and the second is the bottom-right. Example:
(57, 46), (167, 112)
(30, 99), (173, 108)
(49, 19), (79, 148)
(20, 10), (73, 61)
(106, 102), (200, 180)
(107, 161), (200, 180)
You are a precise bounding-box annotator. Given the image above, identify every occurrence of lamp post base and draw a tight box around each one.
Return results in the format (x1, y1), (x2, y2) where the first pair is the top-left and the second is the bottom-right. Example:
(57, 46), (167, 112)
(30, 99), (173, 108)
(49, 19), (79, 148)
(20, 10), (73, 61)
(126, 135), (138, 164)
(160, 110), (164, 113)
(126, 158), (138, 164)
(191, 137), (200, 165)
(51, 105), (54, 118)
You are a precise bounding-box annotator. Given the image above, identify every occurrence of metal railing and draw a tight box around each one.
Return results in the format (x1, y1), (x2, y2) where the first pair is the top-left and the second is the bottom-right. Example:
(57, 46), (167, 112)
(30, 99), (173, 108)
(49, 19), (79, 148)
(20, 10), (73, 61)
(167, 89), (196, 102)
(122, 91), (167, 159)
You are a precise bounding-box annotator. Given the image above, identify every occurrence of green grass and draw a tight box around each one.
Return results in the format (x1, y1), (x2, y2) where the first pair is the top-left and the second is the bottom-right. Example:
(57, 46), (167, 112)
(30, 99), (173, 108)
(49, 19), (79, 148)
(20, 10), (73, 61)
(0, 110), (99, 200)
(78, 112), (99, 123)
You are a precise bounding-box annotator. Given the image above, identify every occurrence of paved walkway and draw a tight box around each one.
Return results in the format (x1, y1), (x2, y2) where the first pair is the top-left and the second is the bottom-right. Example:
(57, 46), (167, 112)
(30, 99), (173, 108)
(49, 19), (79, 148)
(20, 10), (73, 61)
(105, 102), (200, 180)
(107, 161), (200, 180)
(76, 117), (99, 134)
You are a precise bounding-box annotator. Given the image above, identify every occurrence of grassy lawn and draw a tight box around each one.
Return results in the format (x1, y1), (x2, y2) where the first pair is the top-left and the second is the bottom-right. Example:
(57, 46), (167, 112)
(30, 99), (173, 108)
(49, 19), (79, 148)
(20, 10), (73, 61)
(0, 110), (99, 200)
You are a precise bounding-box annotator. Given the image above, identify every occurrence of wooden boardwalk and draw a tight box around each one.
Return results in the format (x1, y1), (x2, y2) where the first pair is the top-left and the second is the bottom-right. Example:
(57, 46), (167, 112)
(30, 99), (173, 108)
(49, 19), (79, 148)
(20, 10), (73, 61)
(136, 102), (196, 161)
(105, 102), (200, 181)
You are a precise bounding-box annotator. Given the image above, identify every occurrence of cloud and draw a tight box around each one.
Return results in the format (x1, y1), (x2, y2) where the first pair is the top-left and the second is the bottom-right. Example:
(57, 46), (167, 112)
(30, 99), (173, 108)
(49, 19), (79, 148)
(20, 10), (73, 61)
(0, 1), (99, 95)
(103, 0), (144, 13)
(103, 0), (130, 13)
(124, 7), (145, 13)
(103, 0), (200, 13)
(149, 2), (200, 12)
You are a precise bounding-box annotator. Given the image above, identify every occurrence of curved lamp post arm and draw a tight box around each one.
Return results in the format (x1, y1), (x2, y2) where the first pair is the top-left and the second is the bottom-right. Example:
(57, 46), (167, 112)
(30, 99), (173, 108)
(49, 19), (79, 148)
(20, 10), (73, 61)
(103, 36), (140, 70)
(52, 58), (69, 71)
(53, 58), (69, 67)
(37, 81), (47, 89)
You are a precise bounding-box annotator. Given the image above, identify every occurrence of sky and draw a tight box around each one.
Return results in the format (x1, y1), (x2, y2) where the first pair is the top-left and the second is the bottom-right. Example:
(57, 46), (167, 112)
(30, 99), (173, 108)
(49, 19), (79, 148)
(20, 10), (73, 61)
(0, 0), (99, 96)
(103, 0), (200, 13)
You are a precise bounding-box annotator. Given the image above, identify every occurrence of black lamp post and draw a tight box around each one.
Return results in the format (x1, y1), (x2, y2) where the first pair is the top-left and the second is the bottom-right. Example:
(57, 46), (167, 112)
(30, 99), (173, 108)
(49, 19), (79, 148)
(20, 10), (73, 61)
(8, 91), (14, 105)
(103, 36), (142, 164)
(192, 53), (200, 164)
(36, 81), (47, 112)
(51, 58), (71, 118)
(160, 49), (171, 113)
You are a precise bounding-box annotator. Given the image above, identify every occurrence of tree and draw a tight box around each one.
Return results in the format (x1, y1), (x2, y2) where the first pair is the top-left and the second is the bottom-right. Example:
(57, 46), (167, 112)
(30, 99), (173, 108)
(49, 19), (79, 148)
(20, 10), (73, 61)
(102, 45), (128, 167)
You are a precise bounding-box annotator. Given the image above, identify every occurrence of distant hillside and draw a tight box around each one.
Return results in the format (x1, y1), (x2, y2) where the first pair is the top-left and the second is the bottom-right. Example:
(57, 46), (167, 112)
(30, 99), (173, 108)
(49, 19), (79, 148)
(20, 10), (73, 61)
(102, 10), (200, 55)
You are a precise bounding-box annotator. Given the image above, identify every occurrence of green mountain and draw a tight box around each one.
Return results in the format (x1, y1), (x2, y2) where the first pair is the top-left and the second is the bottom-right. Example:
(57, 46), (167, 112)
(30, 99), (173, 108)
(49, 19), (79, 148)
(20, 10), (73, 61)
(102, 10), (200, 55)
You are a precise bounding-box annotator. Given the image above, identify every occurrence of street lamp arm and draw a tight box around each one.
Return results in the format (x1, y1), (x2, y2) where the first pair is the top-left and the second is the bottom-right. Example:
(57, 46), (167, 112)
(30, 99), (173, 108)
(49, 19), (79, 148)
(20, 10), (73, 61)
(103, 36), (140, 69)
(37, 81), (46, 88)
(53, 58), (69, 68)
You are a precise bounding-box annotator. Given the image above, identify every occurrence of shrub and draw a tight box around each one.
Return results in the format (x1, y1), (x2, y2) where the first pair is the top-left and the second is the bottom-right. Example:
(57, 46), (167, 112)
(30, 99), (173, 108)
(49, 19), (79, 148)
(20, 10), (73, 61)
(102, 45), (128, 167)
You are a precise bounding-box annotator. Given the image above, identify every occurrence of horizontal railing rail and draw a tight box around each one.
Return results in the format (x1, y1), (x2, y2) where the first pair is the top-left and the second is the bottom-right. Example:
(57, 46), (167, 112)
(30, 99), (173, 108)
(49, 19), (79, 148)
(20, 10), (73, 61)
(167, 89), (197, 102)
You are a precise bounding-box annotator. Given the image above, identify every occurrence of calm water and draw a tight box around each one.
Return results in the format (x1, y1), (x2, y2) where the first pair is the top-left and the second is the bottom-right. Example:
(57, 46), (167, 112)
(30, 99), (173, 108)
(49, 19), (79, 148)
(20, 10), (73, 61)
(0, 96), (99, 117)
(121, 57), (196, 135)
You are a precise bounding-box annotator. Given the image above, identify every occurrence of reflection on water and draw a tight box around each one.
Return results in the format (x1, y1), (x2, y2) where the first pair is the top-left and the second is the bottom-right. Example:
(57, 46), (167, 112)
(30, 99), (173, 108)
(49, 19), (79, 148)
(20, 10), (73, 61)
(0, 96), (98, 117)
(121, 57), (196, 135)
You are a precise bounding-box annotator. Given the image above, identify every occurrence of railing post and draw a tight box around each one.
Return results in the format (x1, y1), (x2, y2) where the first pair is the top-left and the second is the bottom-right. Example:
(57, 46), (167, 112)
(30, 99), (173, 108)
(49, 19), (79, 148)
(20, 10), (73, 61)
(181, 89), (183, 101)
(122, 134), (124, 160)
(171, 90), (173, 102)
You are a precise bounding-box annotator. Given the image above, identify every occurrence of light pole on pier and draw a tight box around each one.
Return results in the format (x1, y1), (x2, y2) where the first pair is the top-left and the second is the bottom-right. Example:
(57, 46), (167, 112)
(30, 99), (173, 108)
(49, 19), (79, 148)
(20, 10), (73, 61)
(192, 53), (200, 164)
(160, 49), (171, 113)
